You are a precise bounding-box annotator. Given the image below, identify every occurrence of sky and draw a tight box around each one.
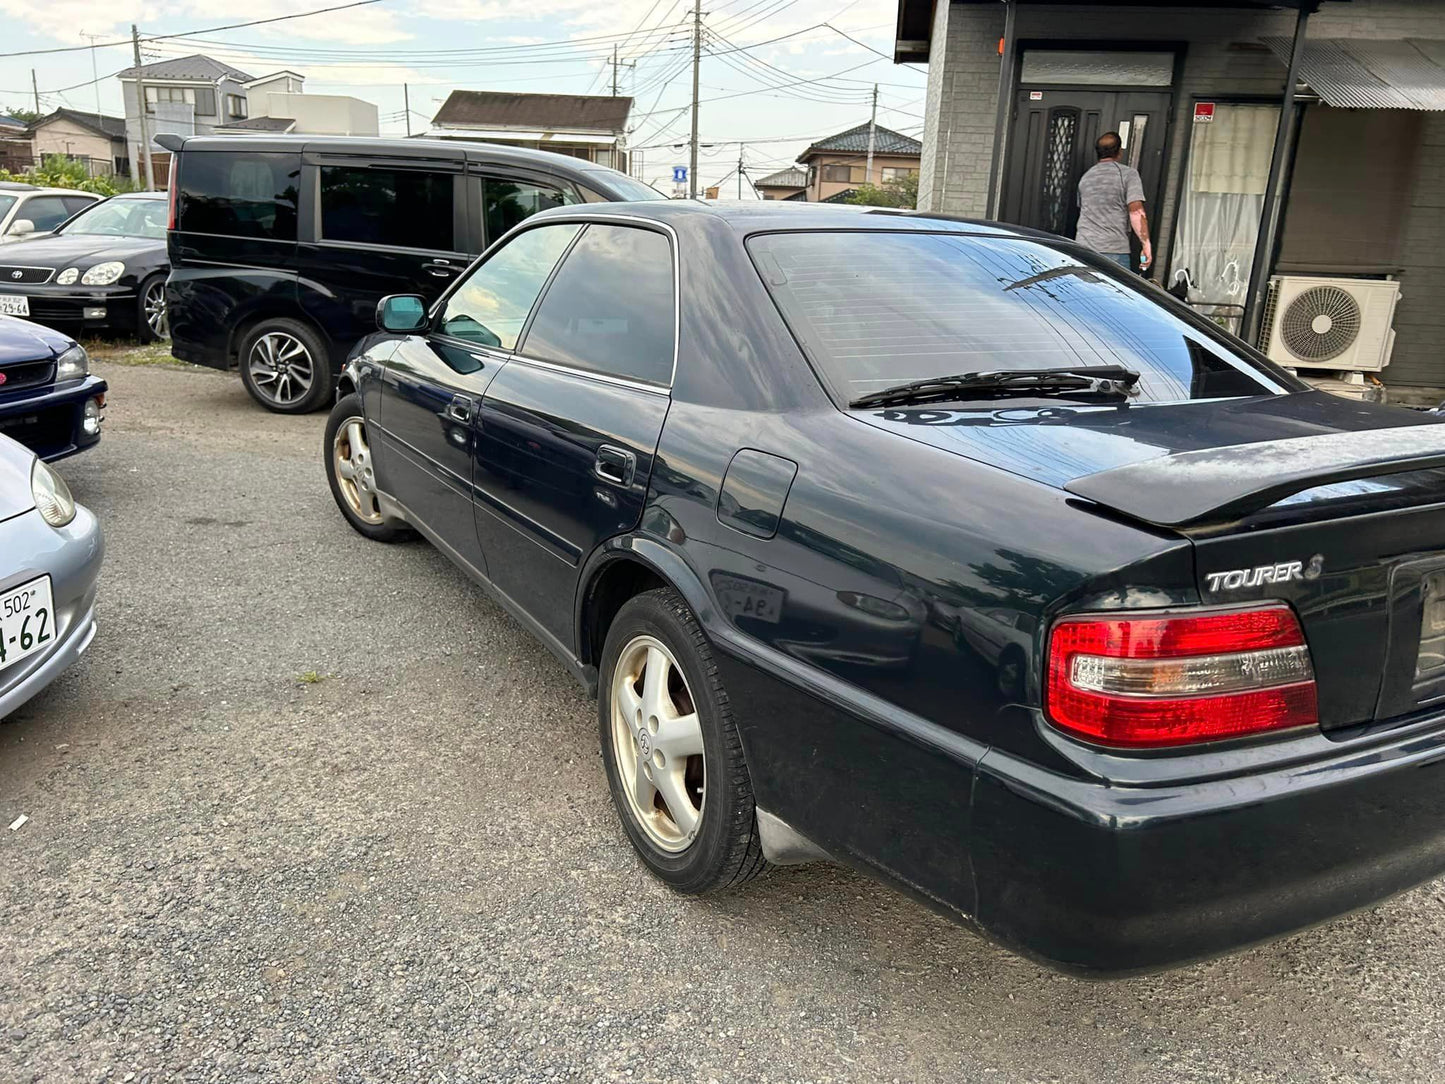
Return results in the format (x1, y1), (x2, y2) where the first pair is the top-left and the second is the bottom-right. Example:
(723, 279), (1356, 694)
(0, 0), (929, 193)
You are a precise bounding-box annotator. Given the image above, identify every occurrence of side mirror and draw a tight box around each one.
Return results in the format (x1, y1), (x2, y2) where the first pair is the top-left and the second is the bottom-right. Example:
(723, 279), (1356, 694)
(8, 219), (34, 236)
(377, 294), (429, 333)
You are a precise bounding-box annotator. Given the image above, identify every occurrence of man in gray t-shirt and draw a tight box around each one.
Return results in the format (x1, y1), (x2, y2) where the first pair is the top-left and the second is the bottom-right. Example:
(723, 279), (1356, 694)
(1074, 131), (1152, 273)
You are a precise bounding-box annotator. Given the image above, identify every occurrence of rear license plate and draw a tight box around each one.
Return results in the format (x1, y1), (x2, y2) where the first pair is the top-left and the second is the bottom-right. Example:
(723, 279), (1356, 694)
(0, 295), (30, 317)
(0, 576), (55, 670)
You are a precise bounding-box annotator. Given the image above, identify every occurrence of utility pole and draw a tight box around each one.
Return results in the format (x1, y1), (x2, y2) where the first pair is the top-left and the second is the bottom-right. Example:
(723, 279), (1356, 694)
(688, 0), (701, 199)
(737, 154), (743, 199)
(865, 84), (878, 182)
(403, 83), (411, 136)
(81, 33), (102, 118)
(31, 70), (40, 115)
(612, 44), (620, 96)
(131, 25), (155, 191)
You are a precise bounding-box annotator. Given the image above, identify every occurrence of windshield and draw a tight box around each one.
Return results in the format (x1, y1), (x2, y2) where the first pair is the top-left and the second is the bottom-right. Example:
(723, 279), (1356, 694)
(589, 173), (667, 202)
(748, 231), (1288, 405)
(60, 197), (167, 240)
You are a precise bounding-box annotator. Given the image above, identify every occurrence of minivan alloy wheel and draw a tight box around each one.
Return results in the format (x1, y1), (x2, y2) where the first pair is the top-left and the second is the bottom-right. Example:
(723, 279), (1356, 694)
(333, 416), (382, 524)
(142, 279), (168, 339)
(610, 634), (706, 852)
(247, 331), (314, 406)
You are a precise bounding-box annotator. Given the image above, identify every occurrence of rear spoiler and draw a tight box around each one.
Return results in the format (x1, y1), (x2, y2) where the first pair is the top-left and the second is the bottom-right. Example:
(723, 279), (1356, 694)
(155, 133), (183, 153)
(1064, 423), (1445, 528)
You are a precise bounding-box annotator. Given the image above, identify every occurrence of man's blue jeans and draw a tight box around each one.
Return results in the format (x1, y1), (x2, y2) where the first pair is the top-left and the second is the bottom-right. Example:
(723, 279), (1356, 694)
(1101, 252), (1132, 270)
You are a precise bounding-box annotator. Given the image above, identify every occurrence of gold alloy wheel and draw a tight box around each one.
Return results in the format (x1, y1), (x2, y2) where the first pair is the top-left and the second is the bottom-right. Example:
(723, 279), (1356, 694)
(333, 416), (383, 524)
(610, 634), (706, 852)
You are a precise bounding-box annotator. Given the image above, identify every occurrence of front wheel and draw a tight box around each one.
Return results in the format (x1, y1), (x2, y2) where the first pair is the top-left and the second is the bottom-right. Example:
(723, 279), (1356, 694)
(599, 587), (768, 893)
(137, 274), (168, 342)
(324, 393), (414, 543)
(239, 318), (332, 414)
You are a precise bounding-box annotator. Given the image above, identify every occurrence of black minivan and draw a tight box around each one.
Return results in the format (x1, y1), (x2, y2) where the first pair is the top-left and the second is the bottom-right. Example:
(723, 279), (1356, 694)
(158, 133), (663, 413)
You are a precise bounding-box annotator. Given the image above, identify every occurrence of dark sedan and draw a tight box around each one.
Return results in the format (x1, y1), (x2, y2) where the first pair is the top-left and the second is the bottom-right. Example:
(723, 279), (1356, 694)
(0, 314), (107, 461)
(0, 192), (168, 342)
(323, 200), (1445, 975)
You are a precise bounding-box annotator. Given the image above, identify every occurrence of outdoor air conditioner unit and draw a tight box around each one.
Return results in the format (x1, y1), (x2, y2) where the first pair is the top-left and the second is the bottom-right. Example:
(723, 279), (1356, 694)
(1260, 275), (1401, 373)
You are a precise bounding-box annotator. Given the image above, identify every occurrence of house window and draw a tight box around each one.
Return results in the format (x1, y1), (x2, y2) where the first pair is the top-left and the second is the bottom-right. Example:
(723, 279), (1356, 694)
(227, 94), (248, 119)
(144, 85), (195, 113)
(880, 167), (917, 182)
(821, 164), (863, 184)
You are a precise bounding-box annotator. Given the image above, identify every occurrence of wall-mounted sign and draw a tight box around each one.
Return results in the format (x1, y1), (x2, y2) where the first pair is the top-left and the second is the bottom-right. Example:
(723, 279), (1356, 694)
(1194, 102), (1215, 123)
(1029, 90), (1043, 101)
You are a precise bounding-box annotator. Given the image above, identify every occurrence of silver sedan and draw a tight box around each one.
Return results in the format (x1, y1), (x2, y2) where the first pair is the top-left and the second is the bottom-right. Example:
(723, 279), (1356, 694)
(0, 431), (102, 720)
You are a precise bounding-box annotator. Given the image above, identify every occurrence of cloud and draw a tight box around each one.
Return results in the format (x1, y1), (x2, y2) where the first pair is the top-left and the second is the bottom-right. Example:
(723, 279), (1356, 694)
(0, 0), (409, 46)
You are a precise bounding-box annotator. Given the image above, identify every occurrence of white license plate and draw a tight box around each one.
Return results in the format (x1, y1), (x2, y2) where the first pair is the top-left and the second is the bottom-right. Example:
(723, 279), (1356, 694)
(0, 295), (30, 317)
(0, 576), (55, 670)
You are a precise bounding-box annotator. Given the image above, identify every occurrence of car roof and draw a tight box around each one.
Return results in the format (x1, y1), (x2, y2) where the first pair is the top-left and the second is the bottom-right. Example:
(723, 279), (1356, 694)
(166, 133), (639, 184)
(527, 198), (1047, 240)
(102, 191), (167, 200)
(19, 187), (103, 198)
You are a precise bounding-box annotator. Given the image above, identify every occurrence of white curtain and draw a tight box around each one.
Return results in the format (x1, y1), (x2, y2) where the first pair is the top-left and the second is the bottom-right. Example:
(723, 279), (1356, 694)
(1170, 105), (1279, 334)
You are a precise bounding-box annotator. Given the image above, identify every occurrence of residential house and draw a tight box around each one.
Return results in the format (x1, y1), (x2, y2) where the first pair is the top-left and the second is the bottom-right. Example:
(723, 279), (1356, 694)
(753, 167), (808, 200)
(797, 123), (922, 202)
(25, 109), (128, 176)
(118, 54), (256, 183)
(425, 91), (632, 171)
(0, 116), (31, 172)
(896, 0), (1445, 394)
(214, 70), (379, 137)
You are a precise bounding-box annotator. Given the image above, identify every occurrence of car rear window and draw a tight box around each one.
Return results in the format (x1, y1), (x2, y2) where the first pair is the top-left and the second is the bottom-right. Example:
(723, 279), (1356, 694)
(747, 230), (1282, 405)
(177, 151), (300, 241)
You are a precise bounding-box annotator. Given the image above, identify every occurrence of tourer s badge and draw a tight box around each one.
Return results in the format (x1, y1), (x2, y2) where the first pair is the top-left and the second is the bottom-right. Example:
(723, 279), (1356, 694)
(1206, 555), (1324, 592)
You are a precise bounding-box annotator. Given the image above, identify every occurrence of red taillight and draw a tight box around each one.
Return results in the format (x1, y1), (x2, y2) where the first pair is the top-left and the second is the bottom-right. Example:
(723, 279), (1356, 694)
(1045, 604), (1317, 748)
(167, 155), (179, 230)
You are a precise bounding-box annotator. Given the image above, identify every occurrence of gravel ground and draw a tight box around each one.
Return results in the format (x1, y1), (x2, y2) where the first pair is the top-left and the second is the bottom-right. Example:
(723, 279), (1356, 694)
(4, 358), (1445, 1084)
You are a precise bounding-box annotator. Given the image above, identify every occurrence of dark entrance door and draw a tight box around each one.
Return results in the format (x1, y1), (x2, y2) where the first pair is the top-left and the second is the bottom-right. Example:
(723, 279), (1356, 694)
(1001, 89), (1170, 253)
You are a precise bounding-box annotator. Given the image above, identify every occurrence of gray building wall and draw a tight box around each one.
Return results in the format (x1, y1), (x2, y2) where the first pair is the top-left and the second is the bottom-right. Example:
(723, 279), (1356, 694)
(121, 75), (249, 147)
(918, 0), (1445, 386)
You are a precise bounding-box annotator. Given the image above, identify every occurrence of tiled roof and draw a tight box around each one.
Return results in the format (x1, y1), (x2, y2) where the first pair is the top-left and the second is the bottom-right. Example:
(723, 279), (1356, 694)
(433, 91), (632, 132)
(31, 108), (126, 140)
(118, 54), (255, 83)
(802, 122), (921, 157)
(820, 187), (859, 204)
(754, 167), (807, 188)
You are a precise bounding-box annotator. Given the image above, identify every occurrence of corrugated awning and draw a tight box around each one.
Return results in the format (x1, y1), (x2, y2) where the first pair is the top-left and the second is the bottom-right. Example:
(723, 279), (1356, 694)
(1261, 36), (1445, 110)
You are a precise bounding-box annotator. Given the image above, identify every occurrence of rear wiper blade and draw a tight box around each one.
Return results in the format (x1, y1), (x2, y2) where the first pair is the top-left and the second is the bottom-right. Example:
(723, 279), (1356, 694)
(848, 366), (1141, 410)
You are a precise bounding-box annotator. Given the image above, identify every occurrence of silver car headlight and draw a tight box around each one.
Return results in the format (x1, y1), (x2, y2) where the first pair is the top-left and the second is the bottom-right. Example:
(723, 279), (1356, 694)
(55, 344), (88, 382)
(80, 261), (124, 286)
(55, 267), (79, 285)
(31, 458), (76, 528)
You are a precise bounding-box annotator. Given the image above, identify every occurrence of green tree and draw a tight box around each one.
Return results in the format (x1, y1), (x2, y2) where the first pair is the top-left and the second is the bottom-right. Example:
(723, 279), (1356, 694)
(845, 171), (919, 210)
(0, 154), (139, 196)
(4, 108), (43, 126)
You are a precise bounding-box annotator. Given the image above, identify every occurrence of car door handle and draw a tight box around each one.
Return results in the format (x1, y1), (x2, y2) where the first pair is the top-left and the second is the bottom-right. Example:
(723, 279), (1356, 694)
(424, 260), (458, 278)
(444, 395), (474, 423)
(595, 445), (636, 487)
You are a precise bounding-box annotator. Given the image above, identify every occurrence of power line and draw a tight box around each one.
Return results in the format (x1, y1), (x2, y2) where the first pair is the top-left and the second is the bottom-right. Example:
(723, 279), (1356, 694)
(0, 0), (385, 58)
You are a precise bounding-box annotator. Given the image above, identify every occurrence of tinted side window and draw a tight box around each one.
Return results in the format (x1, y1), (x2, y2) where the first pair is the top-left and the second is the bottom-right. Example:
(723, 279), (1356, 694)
(20, 196), (71, 231)
(321, 166), (455, 251)
(61, 196), (95, 215)
(438, 222), (581, 348)
(483, 178), (577, 242)
(520, 225), (674, 385)
(178, 152), (300, 240)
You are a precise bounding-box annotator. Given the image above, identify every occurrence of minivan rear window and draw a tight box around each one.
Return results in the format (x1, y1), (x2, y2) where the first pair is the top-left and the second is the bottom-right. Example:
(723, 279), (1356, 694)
(747, 231), (1284, 405)
(178, 152), (300, 241)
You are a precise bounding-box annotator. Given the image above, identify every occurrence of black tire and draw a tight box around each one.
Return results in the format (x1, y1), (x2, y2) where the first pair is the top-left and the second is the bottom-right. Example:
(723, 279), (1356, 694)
(238, 317), (333, 414)
(136, 273), (168, 343)
(324, 393), (414, 543)
(598, 587), (768, 894)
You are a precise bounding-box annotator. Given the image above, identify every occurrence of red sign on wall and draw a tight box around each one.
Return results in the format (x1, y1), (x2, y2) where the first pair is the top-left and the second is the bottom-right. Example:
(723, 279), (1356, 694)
(1194, 102), (1216, 123)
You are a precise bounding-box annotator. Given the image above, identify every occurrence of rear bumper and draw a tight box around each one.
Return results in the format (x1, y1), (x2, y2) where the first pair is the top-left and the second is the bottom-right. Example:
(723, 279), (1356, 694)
(970, 716), (1445, 974)
(0, 376), (108, 461)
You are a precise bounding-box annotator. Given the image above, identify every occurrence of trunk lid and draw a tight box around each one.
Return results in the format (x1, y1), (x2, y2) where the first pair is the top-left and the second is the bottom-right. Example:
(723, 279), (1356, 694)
(855, 391), (1445, 731)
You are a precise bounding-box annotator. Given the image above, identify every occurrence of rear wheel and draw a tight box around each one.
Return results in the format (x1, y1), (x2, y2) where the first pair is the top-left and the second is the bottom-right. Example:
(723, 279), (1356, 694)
(324, 393), (413, 542)
(599, 587), (768, 893)
(239, 318), (332, 414)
